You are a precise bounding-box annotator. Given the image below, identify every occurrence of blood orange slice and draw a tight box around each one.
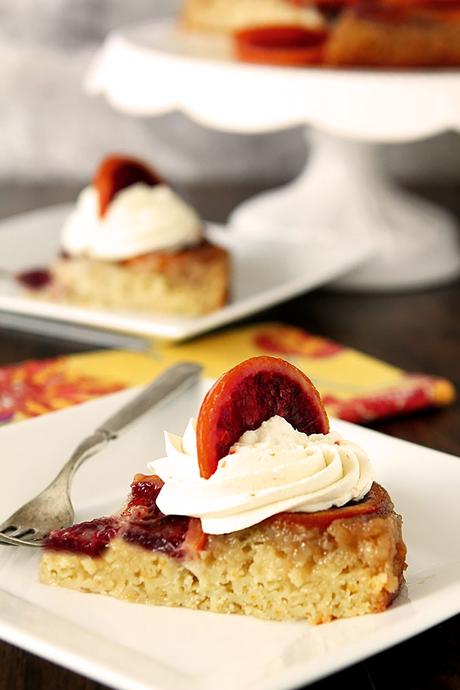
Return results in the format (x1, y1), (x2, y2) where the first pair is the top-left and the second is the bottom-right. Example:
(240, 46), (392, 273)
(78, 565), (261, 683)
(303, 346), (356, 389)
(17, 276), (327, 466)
(234, 26), (328, 67)
(93, 154), (162, 217)
(196, 356), (329, 479)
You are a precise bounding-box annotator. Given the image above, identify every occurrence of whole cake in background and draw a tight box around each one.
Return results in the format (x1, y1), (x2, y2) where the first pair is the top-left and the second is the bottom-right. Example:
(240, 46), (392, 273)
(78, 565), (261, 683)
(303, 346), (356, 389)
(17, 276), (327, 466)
(19, 155), (230, 317)
(41, 356), (407, 624)
(181, 0), (460, 67)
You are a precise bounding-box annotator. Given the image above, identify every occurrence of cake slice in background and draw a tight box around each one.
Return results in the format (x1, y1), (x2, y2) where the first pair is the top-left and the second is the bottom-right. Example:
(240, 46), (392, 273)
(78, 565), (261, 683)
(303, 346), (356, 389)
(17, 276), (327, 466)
(19, 155), (230, 317)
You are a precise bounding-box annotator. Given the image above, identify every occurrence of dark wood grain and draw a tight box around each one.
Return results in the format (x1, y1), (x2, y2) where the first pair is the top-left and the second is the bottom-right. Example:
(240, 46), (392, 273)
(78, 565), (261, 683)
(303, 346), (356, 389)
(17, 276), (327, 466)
(0, 181), (459, 690)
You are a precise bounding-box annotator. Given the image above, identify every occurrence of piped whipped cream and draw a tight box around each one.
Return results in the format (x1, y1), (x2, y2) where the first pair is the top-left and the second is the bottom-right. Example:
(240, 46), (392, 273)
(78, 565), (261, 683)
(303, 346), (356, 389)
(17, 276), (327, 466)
(61, 183), (202, 261)
(149, 415), (374, 535)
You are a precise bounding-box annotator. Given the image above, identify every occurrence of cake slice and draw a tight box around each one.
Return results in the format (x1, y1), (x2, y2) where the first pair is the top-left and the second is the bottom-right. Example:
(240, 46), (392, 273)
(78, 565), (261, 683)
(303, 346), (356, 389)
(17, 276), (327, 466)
(41, 476), (405, 623)
(18, 155), (230, 317)
(41, 356), (406, 624)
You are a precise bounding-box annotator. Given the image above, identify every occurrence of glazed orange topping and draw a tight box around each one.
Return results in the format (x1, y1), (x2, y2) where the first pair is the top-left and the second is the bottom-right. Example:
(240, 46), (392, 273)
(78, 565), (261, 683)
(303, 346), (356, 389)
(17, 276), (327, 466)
(234, 26), (329, 67)
(93, 155), (162, 218)
(182, 518), (208, 557)
(269, 483), (391, 530)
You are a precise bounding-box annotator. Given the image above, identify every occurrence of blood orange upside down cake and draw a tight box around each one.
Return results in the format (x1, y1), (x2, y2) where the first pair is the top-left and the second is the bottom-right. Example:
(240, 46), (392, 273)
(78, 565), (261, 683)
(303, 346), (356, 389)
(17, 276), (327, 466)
(18, 155), (230, 317)
(181, 0), (460, 68)
(41, 357), (406, 624)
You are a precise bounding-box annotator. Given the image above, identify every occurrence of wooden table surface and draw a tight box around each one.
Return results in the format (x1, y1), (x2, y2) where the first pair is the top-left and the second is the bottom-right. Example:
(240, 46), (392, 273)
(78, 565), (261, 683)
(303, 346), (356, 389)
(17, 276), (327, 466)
(0, 181), (459, 690)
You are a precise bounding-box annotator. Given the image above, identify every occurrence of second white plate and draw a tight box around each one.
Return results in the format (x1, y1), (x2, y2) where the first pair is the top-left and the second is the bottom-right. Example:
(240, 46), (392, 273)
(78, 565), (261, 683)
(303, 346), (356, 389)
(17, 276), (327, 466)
(0, 204), (373, 341)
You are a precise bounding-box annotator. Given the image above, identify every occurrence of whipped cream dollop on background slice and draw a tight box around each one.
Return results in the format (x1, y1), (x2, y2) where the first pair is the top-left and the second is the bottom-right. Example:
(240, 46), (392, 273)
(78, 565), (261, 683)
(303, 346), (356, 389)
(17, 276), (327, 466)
(149, 415), (374, 535)
(61, 183), (202, 261)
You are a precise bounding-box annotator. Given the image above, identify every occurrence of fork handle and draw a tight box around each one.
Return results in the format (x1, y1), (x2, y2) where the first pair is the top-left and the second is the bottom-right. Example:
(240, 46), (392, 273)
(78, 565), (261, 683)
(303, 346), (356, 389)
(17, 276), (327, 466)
(96, 362), (202, 438)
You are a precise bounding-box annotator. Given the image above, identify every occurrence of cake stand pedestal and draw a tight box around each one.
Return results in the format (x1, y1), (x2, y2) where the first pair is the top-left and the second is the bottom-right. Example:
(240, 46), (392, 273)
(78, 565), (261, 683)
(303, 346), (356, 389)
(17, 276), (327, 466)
(232, 129), (460, 290)
(87, 19), (460, 290)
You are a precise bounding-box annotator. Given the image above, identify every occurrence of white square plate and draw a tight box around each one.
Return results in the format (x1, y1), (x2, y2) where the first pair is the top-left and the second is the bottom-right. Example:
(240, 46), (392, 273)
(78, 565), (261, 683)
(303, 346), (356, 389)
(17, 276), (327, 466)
(0, 204), (373, 341)
(0, 381), (460, 690)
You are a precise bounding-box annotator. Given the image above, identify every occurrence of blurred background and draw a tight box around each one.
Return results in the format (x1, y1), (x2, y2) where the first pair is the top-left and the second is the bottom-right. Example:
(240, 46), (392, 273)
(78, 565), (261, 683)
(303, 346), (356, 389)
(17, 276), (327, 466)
(1, 0), (460, 187)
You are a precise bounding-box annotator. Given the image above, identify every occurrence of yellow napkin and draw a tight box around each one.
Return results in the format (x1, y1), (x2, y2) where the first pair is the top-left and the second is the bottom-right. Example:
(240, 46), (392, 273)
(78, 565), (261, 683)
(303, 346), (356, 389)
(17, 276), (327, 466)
(0, 323), (454, 424)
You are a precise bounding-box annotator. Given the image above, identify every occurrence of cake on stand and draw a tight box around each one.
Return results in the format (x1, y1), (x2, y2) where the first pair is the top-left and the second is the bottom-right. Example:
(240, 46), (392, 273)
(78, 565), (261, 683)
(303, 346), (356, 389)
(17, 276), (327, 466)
(87, 19), (460, 290)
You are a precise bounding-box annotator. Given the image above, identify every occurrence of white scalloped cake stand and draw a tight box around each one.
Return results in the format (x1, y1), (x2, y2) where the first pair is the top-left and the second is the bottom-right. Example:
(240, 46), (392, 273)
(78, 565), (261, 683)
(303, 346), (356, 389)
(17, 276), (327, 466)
(87, 19), (460, 290)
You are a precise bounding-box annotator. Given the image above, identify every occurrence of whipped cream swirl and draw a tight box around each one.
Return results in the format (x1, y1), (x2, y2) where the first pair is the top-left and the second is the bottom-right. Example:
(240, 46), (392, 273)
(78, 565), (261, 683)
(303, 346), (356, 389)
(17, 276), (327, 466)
(61, 183), (202, 261)
(149, 415), (373, 535)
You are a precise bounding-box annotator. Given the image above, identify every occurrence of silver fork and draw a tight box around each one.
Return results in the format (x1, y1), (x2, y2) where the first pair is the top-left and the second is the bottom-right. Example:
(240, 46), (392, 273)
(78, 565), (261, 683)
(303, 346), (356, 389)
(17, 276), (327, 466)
(0, 362), (202, 547)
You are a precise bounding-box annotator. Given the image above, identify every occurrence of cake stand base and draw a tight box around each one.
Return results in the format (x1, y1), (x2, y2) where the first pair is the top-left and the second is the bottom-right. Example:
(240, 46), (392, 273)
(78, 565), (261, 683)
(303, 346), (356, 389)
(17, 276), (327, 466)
(230, 130), (460, 291)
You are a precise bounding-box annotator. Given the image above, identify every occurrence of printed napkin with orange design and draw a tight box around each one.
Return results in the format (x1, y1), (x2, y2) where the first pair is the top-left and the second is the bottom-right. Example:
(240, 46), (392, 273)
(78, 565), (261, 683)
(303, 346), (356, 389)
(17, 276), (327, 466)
(0, 323), (455, 425)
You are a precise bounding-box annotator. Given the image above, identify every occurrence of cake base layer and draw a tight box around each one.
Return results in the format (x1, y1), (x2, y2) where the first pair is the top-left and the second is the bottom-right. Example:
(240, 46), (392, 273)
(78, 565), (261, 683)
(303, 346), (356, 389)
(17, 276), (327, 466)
(40, 242), (230, 317)
(41, 493), (406, 624)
